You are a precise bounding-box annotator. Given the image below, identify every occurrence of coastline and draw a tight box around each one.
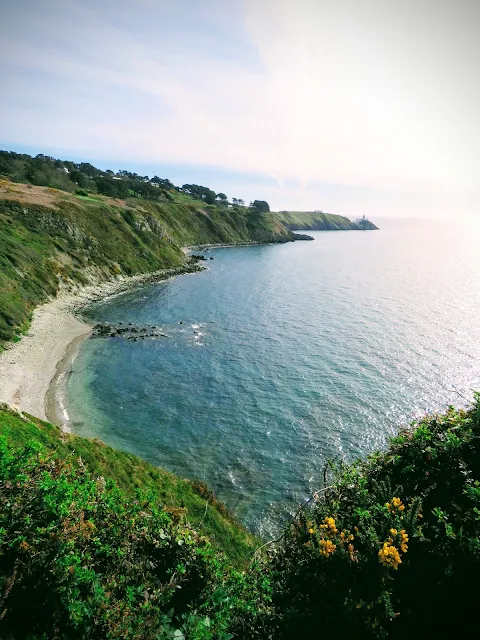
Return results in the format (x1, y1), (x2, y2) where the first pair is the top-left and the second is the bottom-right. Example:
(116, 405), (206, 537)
(0, 300), (92, 422)
(44, 329), (92, 429)
(182, 241), (263, 253)
(0, 263), (203, 425)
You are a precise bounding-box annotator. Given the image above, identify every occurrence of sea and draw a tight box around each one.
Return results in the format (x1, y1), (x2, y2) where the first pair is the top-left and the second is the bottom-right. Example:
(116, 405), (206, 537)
(65, 217), (480, 537)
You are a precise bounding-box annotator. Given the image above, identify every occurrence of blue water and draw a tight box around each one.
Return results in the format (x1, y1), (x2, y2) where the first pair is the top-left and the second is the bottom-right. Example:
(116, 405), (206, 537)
(67, 218), (480, 536)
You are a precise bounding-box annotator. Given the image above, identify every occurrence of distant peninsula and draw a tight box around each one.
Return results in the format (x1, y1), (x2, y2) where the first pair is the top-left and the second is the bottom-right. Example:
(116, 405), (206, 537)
(275, 210), (379, 231)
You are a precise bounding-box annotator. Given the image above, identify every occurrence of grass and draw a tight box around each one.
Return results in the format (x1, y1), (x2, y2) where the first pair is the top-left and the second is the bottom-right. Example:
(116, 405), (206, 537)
(0, 189), (292, 345)
(74, 194), (105, 203)
(274, 210), (377, 230)
(0, 405), (258, 566)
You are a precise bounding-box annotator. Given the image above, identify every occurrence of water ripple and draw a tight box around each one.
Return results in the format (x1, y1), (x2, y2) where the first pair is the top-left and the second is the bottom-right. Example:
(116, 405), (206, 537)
(67, 218), (480, 536)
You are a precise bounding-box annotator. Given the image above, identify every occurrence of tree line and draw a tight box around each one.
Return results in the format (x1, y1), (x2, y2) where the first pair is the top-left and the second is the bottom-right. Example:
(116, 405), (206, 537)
(0, 150), (270, 212)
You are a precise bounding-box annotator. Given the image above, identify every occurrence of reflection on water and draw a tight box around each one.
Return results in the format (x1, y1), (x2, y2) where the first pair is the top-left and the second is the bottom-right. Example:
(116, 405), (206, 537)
(67, 218), (480, 536)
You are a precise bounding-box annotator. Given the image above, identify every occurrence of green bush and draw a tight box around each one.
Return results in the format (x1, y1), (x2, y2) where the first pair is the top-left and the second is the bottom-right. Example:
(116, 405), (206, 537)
(0, 407), (258, 568)
(75, 188), (89, 197)
(0, 438), (240, 639)
(241, 396), (480, 638)
(0, 400), (479, 639)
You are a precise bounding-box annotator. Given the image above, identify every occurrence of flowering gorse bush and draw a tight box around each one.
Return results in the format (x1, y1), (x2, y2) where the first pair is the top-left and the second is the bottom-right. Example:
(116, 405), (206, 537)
(0, 396), (479, 639)
(239, 396), (480, 639)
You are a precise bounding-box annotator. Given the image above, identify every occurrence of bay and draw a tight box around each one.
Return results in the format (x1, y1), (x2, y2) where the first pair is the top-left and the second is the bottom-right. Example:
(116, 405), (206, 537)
(66, 217), (480, 536)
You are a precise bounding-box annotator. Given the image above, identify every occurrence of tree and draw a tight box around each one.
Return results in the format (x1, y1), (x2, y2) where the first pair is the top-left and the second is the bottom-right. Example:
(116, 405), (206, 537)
(232, 198), (245, 206)
(181, 184), (217, 205)
(79, 162), (100, 177)
(203, 189), (216, 205)
(250, 200), (270, 213)
(151, 176), (175, 190)
(95, 177), (129, 199)
(216, 193), (228, 202)
(70, 170), (87, 187)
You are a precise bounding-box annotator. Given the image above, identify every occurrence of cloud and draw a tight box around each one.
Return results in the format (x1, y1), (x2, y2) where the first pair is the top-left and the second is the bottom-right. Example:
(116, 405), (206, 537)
(1, 0), (479, 215)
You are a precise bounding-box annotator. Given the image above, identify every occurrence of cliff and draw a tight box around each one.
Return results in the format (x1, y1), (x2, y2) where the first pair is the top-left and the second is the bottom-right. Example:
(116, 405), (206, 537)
(0, 182), (292, 344)
(275, 210), (379, 231)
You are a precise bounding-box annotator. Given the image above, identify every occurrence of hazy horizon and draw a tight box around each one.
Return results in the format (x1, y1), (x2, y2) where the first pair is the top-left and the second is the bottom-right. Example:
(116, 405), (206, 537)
(2, 0), (479, 218)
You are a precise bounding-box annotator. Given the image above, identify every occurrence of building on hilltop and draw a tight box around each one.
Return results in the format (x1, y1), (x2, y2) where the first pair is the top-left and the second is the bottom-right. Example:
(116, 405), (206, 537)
(355, 214), (368, 224)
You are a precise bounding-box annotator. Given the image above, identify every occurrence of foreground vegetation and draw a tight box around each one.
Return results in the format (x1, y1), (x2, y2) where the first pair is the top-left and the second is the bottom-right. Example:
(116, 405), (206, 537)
(0, 406), (257, 568)
(1, 398), (479, 638)
(245, 397), (480, 638)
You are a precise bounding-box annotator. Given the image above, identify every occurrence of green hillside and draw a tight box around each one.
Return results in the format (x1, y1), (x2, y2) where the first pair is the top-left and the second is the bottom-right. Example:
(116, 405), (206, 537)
(0, 183), (291, 345)
(0, 405), (257, 566)
(275, 210), (379, 230)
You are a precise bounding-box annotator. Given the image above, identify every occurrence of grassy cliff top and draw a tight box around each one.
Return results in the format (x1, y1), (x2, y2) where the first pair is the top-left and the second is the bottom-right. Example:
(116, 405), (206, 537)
(275, 210), (378, 230)
(1, 399), (479, 638)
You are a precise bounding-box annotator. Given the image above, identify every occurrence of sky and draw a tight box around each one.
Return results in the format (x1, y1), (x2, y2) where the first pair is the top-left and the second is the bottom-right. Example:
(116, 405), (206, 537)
(1, 0), (479, 217)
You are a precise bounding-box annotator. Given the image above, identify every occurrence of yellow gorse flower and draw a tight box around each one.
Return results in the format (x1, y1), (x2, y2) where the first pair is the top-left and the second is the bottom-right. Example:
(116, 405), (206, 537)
(378, 542), (402, 569)
(319, 538), (336, 556)
(319, 516), (338, 534)
(379, 527), (409, 568)
(386, 497), (405, 513)
(399, 529), (409, 552)
(387, 528), (409, 553)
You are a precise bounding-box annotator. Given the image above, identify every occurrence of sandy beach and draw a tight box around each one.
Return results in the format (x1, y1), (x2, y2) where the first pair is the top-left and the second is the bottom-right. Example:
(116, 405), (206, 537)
(0, 299), (92, 421)
(0, 264), (202, 424)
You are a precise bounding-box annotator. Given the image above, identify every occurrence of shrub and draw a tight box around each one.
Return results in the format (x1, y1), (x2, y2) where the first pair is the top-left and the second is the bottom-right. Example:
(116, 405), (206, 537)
(242, 396), (480, 638)
(0, 399), (479, 638)
(0, 439), (231, 639)
(75, 189), (89, 197)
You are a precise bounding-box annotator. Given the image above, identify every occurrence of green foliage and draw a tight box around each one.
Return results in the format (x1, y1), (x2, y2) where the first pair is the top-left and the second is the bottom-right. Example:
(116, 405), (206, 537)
(250, 200), (270, 213)
(181, 184), (217, 205)
(0, 400), (479, 638)
(0, 407), (258, 567)
(242, 400), (480, 638)
(0, 437), (243, 639)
